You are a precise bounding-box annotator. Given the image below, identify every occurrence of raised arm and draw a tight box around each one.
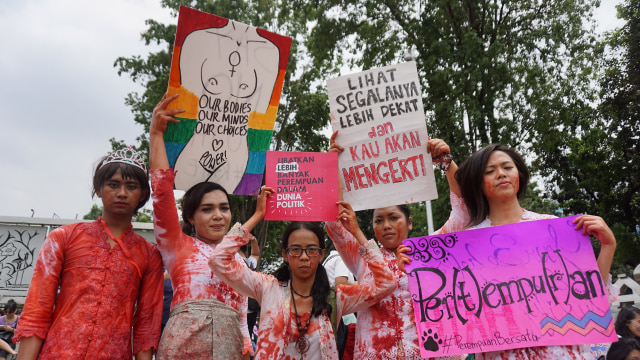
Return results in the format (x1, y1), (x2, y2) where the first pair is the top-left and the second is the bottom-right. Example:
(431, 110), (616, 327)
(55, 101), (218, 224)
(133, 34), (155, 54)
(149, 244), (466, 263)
(573, 215), (617, 284)
(336, 240), (396, 318)
(209, 224), (273, 302)
(149, 94), (187, 256)
(241, 186), (272, 233)
(329, 130), (345, 202)
(326, 201), (368, 278)
(248, 235), (260, 264)
(149, 93), (184, 171)
(427, 138), (460, 198)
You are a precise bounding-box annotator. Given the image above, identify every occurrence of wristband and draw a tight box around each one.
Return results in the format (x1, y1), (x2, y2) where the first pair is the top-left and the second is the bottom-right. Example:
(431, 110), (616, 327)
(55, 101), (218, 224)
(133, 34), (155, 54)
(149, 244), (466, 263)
(433, 153), (453, 171)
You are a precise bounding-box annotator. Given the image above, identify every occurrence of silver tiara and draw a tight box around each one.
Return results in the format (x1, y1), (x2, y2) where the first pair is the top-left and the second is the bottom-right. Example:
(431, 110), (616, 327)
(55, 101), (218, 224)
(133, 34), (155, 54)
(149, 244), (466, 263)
(100, 146), (147, 172)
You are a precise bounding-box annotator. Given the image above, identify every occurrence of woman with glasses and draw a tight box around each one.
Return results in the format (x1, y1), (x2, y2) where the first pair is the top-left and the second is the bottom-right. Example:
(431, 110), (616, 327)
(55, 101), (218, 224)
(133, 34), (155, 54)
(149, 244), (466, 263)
(210, 220), (397, 359)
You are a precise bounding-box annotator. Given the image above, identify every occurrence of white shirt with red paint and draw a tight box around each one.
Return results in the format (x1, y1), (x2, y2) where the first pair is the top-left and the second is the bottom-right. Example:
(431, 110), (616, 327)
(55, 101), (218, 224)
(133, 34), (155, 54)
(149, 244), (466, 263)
(151, 169), (252, 355)
(326, 220), (466, 360)
(210, 233), (396, 360)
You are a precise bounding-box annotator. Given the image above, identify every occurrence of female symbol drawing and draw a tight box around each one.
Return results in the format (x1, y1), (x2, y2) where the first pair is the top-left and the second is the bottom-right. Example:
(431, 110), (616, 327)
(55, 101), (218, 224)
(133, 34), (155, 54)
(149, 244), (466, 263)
(164, 6), (291, 194)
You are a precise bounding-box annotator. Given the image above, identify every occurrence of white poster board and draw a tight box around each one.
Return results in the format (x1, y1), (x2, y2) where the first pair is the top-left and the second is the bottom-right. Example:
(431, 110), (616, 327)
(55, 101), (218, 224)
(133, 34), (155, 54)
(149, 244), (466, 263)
(327, 62), (437, 211)
(0, 225), (47, 297)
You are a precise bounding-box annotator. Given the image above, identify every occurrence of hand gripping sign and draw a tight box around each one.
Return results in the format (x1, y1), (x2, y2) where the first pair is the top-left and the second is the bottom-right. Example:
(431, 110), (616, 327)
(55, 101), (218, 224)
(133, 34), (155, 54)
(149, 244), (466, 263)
(403, 216), (616, 358)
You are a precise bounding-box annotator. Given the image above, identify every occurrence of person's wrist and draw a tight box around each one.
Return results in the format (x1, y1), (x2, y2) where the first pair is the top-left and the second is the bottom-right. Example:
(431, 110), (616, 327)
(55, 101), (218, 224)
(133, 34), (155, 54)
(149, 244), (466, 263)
(434, 153), (453, 171)
(150, 129), (164, 137)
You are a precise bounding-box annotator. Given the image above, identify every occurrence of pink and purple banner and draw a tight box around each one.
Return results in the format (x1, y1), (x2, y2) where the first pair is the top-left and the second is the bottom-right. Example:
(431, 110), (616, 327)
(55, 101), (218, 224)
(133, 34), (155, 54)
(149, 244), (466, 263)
(264, 151), (339, 221)
(403, 216), (616, 357)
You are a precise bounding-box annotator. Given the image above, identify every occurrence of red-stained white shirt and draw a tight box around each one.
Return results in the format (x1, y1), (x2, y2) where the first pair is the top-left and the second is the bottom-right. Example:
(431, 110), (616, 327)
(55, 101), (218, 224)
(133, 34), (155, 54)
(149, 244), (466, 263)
(326, 220), (465, 360)
(210, 229), (396, 360)
(14, 219), (164, 359)
(151, 169), (253, 355)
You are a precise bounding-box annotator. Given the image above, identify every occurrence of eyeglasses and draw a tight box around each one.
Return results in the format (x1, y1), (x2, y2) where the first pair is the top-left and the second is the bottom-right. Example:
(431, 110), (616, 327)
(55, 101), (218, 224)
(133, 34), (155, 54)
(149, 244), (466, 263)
(285, 247), (322, 257)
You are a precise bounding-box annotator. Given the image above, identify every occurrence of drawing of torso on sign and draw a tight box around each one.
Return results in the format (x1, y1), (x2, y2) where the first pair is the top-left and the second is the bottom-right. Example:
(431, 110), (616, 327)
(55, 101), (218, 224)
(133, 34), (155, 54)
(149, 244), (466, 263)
(174, 21), (279, 192)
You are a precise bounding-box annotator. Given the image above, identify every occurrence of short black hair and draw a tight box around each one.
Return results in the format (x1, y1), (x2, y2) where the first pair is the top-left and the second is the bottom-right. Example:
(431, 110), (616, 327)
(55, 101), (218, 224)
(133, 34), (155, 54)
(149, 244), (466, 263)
(92, 159), (150, 215)
(3, 299), (17, 314)
(370, 204), (411, 223)
(180, 182), (231, 236)
(455, 144), (529, 227)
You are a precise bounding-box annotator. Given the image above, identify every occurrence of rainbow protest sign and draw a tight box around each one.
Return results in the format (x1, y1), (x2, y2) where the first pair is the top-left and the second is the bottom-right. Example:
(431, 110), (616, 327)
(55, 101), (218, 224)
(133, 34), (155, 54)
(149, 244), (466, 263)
(403, 216), (616, 357)
(164, 6), (291, 195)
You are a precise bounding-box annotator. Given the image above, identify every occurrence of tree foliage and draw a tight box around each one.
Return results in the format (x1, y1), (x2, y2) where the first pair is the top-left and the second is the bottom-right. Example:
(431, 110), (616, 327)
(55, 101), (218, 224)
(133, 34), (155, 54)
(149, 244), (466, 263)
(534, 0), (640, 272)
(83, 204), (103, 220)
(112, 0), (638, 273)
(303, 0), (600, 155)
(83, 204), (153, 223)
(301, 0), (602, 236)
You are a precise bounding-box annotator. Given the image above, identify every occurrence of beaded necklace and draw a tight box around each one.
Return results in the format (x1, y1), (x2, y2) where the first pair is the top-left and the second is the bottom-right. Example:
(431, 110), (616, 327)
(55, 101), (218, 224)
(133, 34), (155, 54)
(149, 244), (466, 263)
(290, 284), (312, 358)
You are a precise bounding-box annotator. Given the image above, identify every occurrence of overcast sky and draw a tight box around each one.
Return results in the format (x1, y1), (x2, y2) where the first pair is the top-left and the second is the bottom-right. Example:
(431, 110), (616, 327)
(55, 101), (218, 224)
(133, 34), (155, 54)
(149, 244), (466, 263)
(0, 0), (625, 220)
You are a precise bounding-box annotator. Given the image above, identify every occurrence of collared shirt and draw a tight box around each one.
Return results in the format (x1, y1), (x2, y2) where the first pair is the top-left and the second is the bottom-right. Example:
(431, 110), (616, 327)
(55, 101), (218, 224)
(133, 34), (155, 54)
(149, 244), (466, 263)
(14, 218), (163, 359)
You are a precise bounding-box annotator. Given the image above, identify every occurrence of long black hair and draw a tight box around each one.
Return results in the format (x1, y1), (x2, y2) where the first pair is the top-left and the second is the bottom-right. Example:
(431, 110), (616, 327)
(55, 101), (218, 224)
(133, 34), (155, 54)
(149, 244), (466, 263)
(455, 144), (529, 227)
(616, 305), (640, 339)
(273, 222), (332, 318)
(180, 182), (231, 236)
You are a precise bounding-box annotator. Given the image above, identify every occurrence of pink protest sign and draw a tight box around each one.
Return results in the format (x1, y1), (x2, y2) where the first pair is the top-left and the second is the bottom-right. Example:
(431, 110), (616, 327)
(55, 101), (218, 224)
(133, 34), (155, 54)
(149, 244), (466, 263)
(403, 216), (616, 357)
(264, 151), (339, 221)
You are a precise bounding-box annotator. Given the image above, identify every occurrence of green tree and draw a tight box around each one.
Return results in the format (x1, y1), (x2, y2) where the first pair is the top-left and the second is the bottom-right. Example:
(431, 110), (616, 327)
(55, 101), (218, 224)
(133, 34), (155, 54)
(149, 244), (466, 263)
(113, 0), (330, 271)
(535, 0), (640, 274)
(300, 0), (601, 235)
(83, 204), (102, 220)
(84, 204), (154, 223)
(303, 0), (600, 153)
(133, 208), (154, 223)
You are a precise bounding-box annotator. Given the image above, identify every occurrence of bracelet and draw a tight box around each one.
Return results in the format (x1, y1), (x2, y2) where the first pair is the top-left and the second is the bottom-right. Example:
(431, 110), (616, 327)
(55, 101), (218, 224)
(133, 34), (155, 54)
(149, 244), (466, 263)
(433, 153), (453, 171)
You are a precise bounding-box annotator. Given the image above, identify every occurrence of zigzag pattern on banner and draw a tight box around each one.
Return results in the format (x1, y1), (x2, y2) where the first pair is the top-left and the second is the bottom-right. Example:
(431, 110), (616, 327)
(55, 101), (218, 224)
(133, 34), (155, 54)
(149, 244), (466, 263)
(539, 310), (614, 336)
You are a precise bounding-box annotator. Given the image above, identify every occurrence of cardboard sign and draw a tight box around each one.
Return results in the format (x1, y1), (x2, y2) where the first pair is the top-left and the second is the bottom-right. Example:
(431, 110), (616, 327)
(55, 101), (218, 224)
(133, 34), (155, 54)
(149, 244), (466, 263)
(264, 151), (339, 221)
(403, 216), (616, 357)
(164, 6), (292, 195)
(327, 62), (437, 211)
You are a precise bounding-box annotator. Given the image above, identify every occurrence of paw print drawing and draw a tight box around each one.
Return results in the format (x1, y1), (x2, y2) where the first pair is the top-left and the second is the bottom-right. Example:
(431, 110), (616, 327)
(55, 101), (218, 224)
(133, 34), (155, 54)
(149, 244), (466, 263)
(422, 329), (442, 351)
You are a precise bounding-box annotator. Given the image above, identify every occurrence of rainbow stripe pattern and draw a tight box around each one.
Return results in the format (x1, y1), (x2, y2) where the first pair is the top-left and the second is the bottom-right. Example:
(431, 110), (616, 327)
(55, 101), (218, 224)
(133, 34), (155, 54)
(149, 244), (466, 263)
(539, 310), (614, 336)
(163, 6), (291, 195)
